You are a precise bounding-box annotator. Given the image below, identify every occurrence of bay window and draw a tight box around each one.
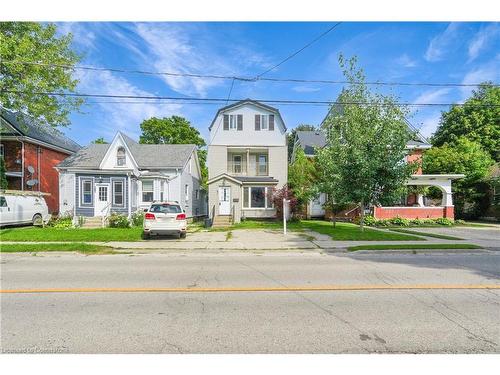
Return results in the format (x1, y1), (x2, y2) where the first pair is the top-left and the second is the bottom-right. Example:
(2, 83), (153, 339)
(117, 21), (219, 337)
(243, 186), (274, 209)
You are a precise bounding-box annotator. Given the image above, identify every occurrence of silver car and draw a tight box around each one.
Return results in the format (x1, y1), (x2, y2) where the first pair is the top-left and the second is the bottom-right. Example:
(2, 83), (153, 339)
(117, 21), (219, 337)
(143, 202), (187, 239)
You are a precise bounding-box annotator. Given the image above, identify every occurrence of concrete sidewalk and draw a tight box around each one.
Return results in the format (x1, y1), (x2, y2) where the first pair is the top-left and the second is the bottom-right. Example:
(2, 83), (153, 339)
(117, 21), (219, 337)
(3, 227), (496, 252)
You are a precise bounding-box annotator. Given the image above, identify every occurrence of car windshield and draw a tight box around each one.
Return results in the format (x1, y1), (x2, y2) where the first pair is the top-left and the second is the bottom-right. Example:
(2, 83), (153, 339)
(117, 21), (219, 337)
(150, 204), (182, 214)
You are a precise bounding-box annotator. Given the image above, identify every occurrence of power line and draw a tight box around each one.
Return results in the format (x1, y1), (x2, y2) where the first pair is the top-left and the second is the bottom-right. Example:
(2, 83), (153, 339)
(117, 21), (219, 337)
(255, 22), (342, 79)
(3, 59), (495, 88)
(3, 89), (499, 107)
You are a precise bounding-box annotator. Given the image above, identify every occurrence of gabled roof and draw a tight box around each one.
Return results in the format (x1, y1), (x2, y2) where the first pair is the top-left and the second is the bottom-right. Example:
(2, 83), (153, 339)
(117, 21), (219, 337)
(57, 132), (197, 170)
(208, 99), (287, 131)
(1, 107), (81, 153)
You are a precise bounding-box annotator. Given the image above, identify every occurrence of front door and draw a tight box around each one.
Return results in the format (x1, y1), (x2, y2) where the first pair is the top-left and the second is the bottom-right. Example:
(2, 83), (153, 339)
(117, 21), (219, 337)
(218, 187), (231, 215)
(95, 183), (110, 216)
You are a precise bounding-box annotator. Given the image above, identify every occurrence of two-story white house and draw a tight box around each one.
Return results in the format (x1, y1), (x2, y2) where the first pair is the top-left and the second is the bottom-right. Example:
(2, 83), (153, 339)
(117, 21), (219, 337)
(207, 99), (288, 223)
(56, 131), (206, 219)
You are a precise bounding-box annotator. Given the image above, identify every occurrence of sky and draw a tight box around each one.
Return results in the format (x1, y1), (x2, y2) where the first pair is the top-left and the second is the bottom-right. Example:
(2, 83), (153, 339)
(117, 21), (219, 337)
(56, 22), (500, 146)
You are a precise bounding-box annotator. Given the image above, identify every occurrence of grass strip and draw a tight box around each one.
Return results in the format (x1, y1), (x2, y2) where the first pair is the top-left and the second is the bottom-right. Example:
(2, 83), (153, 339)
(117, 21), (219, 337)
(388, 228), (464, 240)
(348, 244), (482, 251)
(0, 243), (117, 254)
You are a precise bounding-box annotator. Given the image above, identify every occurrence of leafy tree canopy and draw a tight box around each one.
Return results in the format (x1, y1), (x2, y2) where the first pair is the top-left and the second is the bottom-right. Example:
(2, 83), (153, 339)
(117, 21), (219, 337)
(0, 22), (83, 126)
(431, 84), (500, 161)
(288, 147), (318, 208)
(139, 116), (205, 147)
(316, 55), (416, 227)
(92, 137), (108, 144)
(423, 137), (494, 218)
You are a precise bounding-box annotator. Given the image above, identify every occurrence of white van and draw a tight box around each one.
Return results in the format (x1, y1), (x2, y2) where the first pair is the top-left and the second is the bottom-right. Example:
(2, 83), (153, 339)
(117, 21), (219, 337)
(0, 191), (51, 227)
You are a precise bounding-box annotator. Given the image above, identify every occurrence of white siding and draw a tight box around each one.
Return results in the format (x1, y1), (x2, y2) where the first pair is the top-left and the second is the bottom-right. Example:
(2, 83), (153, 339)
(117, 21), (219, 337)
(209, 104), (286, 146)
(58, 172), (75, 216)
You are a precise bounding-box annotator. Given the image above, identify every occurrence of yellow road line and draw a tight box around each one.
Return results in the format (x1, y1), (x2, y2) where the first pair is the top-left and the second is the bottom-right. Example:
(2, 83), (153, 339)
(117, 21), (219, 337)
(1, 284), (500, 294)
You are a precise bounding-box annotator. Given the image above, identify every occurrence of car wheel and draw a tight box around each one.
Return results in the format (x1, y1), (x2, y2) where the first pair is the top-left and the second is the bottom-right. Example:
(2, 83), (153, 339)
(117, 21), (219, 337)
(180, 232), (187, 239)
(175, 232), (181, 239)
(32, 214), (43, 226)
(142, 232), (150, 240)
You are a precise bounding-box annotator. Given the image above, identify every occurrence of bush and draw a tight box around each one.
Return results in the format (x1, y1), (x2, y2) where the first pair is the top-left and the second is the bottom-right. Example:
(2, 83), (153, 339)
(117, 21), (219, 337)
(360, 215), (378, 226)
(49, 216), (73, 229)
(131, 210), (144, 227)
(455, 219), (466, 225)
(434, 217), (454, 226)
(388, 216), (410, 227)
(108, 213), (130, 228)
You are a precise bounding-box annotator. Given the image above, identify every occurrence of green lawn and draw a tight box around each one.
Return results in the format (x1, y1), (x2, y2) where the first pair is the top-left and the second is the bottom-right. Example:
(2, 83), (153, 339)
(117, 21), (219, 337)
(232, 220), (425, 241)
(348, 243), (482, 251)
(388, 228), (464, 240)
(0, 226), (144, 242)
(0, 242), (116, 254)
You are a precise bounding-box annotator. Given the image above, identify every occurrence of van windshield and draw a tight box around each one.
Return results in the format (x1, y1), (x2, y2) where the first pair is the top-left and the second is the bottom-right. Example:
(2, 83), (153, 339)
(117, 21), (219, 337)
(150, 204), (182, 214)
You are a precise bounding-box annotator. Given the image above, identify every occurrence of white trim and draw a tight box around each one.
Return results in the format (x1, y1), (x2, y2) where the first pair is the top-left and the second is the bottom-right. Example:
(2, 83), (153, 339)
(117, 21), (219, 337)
(111, 178), (125, 207)
(207, 173), (243, 185)
(242, 186), (274, 209)
(99, 132), (139, 170)
(79, 176), (94, 207)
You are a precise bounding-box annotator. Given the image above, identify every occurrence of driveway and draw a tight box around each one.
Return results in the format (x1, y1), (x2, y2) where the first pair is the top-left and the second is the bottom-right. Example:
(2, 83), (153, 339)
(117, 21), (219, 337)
(401, 225), (500, 249)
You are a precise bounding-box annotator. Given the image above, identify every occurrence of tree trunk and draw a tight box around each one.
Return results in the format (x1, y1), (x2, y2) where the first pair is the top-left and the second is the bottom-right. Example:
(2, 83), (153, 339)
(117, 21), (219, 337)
(359, 201), (365, 231)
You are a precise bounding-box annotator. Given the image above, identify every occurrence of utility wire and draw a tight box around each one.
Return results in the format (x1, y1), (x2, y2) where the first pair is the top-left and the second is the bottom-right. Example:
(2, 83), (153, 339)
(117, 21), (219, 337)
(3, 89), (499, 107)
(254, 22), (342, 79)
(3, 59), (494, 88)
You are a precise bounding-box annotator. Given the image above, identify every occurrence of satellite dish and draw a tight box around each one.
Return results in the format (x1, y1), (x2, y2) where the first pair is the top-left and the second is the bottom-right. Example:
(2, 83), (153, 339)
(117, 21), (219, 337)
(27, 165), (35, 174)
(26, 179), (38, 187)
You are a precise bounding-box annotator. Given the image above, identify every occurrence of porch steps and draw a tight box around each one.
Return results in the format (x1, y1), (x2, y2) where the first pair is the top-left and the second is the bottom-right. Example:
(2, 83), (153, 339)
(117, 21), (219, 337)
(81, 217), (104, 229)
(212, 215), (232, 228)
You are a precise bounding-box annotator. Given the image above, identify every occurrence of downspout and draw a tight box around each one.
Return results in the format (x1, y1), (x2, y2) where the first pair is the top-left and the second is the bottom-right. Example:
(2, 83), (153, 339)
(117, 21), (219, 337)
(37, 146), (41, 192)
(21, 140), (25, 191)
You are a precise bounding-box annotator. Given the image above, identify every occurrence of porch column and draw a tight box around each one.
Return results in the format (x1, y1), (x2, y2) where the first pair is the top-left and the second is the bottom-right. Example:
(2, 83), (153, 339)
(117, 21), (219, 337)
(246, 148), (249, 175)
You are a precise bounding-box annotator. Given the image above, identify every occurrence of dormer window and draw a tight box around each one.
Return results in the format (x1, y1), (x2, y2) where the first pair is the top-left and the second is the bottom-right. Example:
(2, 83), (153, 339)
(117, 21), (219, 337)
(117, 147), (126, 166)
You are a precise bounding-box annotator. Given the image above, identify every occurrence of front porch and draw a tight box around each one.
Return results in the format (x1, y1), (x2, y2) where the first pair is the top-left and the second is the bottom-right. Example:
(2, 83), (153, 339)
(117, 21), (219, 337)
(374, 174), (464, 220)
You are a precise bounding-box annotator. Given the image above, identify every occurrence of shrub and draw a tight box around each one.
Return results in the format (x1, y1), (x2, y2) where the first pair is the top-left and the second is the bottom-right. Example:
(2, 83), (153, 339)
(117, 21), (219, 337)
(131, 210), (144, 227)
(455, 219), (466, 225)
(361, 215), (378, 226)
(108, 213), (130, 228)
(272, 185), (299, 220)
(434, 217), (454, 226)
(49, 216), (73, 229)
(389, 216), (410, 227)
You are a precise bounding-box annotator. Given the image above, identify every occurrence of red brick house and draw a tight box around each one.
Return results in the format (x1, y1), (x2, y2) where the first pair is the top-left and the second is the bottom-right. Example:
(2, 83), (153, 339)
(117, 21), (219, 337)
(0, 108), (81, 214)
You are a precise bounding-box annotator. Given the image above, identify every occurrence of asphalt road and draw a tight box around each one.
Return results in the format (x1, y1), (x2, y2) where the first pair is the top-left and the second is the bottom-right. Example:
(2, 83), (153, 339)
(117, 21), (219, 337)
(1, 251), (499, 353)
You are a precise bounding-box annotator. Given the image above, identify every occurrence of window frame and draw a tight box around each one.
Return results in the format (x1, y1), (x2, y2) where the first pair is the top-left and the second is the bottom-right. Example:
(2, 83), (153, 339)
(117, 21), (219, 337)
(80, 178), (93, 206)
(0, 144), (4, 158)
(257, 154), (268, 175)
(116, 147), (126, 167)
(229, 114), (237, 130)
(185, 184), (190, 201)
(260, 115), (268, 130)
(112, 180), (124, 206)
(233, 154), (242, 173)
(242, 186), (274, 210)
(141, 179), (154, 203)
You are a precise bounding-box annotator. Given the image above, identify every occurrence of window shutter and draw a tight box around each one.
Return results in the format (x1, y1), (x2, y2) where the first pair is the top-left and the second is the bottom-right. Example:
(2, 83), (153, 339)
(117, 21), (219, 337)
(255, 114), (260, 131)
(269, 114), (274, 131)
(223, 115), (229, 130)
(237, 114), (243, 131)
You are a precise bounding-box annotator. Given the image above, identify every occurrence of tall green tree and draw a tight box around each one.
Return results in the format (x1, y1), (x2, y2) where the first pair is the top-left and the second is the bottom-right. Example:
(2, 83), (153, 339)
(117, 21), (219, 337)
(0, 156), (8, 189)
(316, 55), (416, 229)
(287, 124), (316, 161)
(0, 22), (83, 126)
(92, 137), (108, 144)
(423, 137), (494, 218)
(288, 147), (318, 210)
(139, 116), (207, 183)
(431, 84), (500, 161)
